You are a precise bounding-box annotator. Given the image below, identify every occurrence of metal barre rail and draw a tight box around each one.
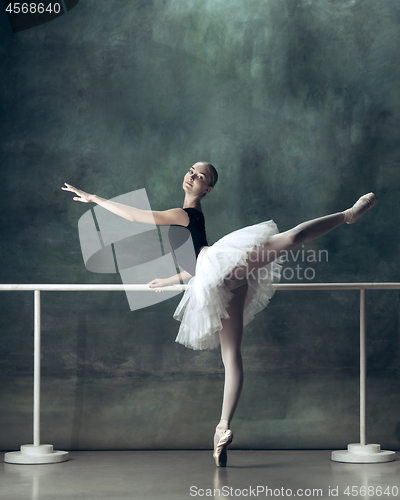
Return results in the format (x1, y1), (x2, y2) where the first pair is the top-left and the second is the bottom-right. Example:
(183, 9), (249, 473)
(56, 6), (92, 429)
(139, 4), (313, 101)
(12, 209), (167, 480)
(1, 282), (400, 290)
(2, 282), (399, 465)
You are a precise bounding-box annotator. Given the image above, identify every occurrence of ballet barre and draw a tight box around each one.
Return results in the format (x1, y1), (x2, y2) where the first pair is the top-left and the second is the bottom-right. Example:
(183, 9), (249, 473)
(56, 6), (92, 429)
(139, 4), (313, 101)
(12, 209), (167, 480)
(1, 282), (399, 464)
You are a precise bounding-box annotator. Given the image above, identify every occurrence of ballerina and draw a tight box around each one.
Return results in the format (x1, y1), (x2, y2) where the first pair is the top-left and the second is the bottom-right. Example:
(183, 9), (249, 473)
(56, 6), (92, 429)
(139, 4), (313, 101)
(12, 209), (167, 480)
(62, 162), (377, 467)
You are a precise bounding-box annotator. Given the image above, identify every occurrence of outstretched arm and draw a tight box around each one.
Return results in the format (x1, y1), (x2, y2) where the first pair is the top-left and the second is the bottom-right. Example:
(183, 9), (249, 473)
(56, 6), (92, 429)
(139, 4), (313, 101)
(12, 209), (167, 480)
(62, 183), (190, 226)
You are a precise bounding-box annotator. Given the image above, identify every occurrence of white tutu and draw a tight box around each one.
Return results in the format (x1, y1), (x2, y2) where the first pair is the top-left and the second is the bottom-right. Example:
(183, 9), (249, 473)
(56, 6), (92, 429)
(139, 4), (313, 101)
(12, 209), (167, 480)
(173, 220), (282, 350)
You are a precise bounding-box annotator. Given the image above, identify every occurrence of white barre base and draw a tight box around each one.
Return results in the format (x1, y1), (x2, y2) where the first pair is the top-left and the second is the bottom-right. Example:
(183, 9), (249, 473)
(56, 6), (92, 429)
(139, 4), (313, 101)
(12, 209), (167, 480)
(331, 443), (395, 463)
(4, 444), (68, 464)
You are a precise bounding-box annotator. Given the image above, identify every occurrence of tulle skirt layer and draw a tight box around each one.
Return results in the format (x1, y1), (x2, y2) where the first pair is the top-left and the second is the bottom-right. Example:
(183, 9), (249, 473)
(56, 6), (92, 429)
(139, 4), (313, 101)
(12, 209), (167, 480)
(173, 220), (282, 350)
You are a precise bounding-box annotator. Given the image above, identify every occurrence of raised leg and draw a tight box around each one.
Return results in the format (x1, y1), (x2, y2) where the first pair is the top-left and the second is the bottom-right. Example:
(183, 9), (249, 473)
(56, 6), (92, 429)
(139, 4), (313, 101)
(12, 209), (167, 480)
(261, 211), (346, 259)
(230, 192), (377, 279)
(229, 211), (346, 279)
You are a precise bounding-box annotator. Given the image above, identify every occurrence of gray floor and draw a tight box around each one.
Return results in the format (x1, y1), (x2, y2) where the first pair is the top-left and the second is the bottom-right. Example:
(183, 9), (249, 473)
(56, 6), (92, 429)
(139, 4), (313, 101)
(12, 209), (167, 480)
(1, 450), (399, 500)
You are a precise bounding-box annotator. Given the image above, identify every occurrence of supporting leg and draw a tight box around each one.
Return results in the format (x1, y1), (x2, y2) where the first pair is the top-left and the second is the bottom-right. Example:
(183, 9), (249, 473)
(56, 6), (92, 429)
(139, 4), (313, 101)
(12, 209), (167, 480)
(214, 283), (248, 448)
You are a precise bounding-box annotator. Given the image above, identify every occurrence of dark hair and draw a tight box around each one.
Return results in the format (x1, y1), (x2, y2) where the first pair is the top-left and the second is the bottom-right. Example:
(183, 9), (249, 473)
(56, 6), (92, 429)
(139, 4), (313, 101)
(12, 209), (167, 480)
(205, 163), (218, 187)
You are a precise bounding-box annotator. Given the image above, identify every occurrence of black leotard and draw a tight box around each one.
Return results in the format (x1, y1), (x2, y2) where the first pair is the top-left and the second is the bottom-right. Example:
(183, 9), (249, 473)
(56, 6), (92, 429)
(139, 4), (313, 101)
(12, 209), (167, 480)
(168, 208), (208, 276)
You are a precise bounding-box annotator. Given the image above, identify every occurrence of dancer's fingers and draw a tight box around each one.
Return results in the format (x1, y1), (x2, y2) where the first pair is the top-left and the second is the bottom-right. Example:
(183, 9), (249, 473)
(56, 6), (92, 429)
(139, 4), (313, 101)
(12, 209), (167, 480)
(62, 183), (78, 194)
(148, 278), (170, 292)
(73, 196), (90, 203)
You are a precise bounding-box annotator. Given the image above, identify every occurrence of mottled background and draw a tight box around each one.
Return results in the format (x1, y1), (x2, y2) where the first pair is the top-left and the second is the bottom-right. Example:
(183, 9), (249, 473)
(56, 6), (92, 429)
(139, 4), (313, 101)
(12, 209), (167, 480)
(0, 0), (399, 451)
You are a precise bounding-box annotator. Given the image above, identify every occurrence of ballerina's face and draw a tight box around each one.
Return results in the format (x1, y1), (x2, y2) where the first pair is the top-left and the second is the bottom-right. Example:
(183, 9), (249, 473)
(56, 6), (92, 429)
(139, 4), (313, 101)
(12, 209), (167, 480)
(183, 162), (213, 197)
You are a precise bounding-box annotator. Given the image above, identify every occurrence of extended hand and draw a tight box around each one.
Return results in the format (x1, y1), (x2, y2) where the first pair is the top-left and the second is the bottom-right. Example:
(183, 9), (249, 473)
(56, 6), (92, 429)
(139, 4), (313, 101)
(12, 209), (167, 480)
(61, 183), (93, 203)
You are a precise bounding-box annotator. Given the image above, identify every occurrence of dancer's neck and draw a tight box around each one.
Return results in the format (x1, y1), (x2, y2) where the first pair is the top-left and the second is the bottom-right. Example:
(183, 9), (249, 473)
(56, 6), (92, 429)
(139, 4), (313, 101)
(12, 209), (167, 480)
(183, 194), (203, 211)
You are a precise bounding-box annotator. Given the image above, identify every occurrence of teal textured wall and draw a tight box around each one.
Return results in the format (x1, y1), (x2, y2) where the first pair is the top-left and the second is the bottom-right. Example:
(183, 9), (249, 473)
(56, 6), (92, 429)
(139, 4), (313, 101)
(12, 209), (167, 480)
(0, 0), (399, 450)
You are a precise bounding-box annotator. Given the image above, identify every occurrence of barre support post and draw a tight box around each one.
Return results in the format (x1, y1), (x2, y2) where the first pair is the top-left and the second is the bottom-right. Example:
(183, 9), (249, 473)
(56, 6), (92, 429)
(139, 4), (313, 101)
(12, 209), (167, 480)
(331, 289), (395, 463)
(4, 290), (69, 464)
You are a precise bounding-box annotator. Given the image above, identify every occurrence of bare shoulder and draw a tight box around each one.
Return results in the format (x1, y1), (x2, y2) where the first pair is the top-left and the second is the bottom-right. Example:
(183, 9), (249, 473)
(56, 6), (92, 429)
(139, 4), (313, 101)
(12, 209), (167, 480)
(151, 208), (190, 226)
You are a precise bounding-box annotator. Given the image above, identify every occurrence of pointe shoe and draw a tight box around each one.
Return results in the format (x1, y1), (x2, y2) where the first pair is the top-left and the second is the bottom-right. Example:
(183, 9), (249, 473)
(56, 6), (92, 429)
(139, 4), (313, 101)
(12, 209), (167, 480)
(213, 427), (233, 467)
(343, 192), (377, 224)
